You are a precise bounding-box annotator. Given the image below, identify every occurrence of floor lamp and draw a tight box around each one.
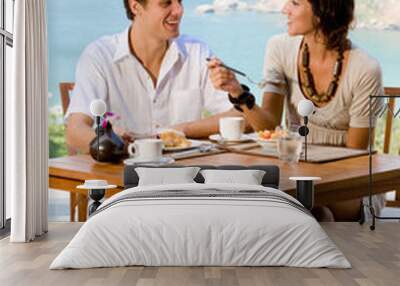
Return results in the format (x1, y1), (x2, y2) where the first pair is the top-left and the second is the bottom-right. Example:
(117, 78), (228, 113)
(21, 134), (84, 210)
(87, 99), (108, 215)
(297, 99), (315, 162)
(90, 99), (107, 161)
(362, 94), (400, 230)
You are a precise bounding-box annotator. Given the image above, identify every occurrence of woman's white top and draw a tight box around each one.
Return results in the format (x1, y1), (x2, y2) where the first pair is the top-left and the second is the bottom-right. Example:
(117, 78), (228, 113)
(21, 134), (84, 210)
(262, 34), (384, 146)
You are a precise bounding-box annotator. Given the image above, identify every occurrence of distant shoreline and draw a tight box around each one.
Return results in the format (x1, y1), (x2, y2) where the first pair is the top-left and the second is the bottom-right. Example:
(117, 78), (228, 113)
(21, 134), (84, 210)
(47, 0), (400, 108)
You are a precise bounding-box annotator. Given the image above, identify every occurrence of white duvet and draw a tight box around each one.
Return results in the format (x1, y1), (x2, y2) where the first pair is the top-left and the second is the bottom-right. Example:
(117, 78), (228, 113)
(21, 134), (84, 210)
(50, 183), (351, 269)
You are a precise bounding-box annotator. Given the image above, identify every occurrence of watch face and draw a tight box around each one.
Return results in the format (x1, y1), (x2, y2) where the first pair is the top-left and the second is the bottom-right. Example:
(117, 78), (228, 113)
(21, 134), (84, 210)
(238, 91), (250, 102)
(240, 91), (254, 109)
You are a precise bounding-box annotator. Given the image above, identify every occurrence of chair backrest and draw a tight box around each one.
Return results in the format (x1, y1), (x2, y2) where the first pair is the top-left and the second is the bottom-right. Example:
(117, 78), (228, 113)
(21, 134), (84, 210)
(59, 82), (75, 155)
(383, 87), (399, 154)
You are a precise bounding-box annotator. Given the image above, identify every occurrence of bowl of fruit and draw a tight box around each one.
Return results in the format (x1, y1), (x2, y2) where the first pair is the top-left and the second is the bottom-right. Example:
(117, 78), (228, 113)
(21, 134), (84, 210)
(256, 128), (286, 151)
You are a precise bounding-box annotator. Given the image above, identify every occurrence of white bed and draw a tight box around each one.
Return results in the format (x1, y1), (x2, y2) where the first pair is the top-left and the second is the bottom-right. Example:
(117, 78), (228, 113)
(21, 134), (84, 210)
(50, 183), (351, 269)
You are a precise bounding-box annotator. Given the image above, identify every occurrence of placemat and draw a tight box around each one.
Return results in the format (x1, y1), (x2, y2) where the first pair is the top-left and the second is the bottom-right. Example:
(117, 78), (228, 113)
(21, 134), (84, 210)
(167, 147), (226, 160)
(165, 141), (253, 161)
(221, 143), (371, 163)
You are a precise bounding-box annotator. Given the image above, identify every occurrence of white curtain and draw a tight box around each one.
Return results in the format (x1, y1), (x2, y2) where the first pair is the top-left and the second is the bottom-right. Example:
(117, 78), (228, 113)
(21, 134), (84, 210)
(8, 0), (49, 242)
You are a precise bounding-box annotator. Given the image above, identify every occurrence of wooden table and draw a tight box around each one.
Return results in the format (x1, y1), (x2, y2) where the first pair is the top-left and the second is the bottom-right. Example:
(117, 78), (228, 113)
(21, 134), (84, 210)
(49, 153), (400, 221)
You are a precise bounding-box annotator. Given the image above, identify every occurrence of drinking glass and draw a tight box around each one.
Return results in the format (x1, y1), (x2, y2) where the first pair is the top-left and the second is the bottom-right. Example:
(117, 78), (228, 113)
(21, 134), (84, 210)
(277, 133), (302, 163)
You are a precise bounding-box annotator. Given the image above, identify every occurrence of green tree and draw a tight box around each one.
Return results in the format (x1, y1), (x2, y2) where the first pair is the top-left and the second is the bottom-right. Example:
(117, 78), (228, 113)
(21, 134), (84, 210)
(48, 106), (68, 158)
(375, 114), (400, 155)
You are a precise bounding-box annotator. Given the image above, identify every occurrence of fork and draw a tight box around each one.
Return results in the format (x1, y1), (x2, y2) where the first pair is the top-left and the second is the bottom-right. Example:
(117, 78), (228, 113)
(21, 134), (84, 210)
(206, 58), (267, 89)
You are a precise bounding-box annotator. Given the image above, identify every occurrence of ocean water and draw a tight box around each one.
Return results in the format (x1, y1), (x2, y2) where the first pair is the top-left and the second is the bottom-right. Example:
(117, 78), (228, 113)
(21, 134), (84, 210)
(47, 0), (400, 107)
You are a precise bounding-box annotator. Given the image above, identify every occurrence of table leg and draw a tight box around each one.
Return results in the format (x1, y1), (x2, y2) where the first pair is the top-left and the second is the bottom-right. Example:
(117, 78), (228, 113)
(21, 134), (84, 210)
(69, 192), (77, 222)
(395, 190), (400, 202)
(77, 193), (88, 222)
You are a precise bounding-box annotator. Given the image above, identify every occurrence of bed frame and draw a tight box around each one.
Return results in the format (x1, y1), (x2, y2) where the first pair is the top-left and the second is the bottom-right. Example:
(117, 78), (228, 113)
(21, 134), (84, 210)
(124, 165), (280, 189)
(122, 164), (316, 212)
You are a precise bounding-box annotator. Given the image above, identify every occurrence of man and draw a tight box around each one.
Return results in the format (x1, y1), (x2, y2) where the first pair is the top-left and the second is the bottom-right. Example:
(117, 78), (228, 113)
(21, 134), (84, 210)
(65, 0), (240, 153)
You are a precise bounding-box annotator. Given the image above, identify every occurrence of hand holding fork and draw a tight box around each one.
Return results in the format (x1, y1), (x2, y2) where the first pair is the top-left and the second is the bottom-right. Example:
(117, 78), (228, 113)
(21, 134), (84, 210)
(206, 58), (267, 94)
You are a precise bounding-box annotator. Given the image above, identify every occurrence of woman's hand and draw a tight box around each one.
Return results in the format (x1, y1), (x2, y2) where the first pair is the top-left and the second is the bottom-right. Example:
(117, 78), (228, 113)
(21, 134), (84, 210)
(207, 58), (244, 97)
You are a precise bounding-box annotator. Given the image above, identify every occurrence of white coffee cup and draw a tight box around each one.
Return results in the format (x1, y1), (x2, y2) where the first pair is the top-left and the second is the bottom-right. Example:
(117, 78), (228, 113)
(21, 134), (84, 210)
(128, 139), (163, 161)
(219, 117), (245, 140)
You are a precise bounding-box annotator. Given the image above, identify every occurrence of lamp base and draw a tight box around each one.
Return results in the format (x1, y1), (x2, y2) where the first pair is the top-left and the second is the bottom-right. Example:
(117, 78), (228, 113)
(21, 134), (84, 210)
(88, 189), (105, 216)
(298, 126), (309, 136)
(289, 177), (321, 211)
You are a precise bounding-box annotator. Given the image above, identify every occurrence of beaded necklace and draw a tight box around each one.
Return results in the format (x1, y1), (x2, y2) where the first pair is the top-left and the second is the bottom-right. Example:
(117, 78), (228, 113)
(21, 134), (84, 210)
(301, 42), (345, 104)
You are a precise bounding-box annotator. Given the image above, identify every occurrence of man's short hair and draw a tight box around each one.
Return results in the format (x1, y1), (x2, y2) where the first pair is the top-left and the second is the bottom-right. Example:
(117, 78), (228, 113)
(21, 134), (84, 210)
(124, 0), (147, 20)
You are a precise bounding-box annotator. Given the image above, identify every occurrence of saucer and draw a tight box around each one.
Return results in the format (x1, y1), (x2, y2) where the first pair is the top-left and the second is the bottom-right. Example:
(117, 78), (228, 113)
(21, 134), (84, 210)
(208, 134), (253, 143)
(123, 156), (175, 166)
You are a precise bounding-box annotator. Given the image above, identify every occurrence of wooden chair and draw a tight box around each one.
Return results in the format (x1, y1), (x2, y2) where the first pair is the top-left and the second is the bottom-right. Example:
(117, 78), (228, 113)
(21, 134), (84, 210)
(58, 82), (88, 221)
(382, 87), (400, 207)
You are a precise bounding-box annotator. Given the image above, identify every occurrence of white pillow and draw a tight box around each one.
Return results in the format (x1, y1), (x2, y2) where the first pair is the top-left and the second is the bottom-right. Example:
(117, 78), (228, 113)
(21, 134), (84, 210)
(136, 167), (201, 186)
(200, 169), (266, 185)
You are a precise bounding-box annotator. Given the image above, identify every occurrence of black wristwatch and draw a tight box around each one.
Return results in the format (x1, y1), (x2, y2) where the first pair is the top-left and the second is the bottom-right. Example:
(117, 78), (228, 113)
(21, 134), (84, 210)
(228, 84), (256, 112)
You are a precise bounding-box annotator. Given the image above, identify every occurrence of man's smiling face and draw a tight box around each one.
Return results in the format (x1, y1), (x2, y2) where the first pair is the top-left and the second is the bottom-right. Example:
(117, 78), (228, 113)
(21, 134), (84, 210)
(134, 0), (184, 41)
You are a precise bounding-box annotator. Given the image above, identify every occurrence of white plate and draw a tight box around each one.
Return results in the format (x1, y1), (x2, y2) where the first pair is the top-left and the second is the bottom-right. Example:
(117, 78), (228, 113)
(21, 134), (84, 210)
(163, 140), (204, 152)
(208, 134), (253, 143)
(123, 156), (175, 166)
(256, 138), (278, 150)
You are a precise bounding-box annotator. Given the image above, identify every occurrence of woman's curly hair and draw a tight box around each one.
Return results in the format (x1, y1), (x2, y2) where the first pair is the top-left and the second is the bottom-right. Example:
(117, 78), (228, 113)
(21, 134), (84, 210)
(308, 0), (355, 50)
(124, 0), (147, 20)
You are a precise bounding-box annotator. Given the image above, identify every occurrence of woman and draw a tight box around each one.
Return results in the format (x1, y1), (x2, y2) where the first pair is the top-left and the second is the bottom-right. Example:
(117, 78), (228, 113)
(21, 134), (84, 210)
(208, 0), (384, 221)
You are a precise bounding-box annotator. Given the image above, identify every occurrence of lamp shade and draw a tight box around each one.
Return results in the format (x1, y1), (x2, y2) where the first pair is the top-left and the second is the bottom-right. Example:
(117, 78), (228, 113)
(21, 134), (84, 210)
(297, 99), (314, 117)
(90, 99), (107, 117)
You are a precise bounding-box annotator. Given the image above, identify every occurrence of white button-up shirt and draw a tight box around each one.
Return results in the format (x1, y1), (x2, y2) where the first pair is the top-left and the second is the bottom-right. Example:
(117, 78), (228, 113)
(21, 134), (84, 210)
(66, 27), (231, 134)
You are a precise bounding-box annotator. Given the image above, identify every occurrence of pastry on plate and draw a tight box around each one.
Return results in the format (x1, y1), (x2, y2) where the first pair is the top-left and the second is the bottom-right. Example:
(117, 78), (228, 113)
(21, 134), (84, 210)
(158, 129), (192, 148)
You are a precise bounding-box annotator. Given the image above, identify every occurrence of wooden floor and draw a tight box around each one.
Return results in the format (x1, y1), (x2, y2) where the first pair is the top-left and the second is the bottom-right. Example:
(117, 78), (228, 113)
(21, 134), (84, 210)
(1, 222), (400, 286)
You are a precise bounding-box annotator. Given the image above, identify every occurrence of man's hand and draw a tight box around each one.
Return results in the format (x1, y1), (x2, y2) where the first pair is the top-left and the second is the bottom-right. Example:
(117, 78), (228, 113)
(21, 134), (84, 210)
(207, 58), (243, 97)
(120, 132), (135, 143)
(112, 126), (135, 156)
(113, 125), (135, 142)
